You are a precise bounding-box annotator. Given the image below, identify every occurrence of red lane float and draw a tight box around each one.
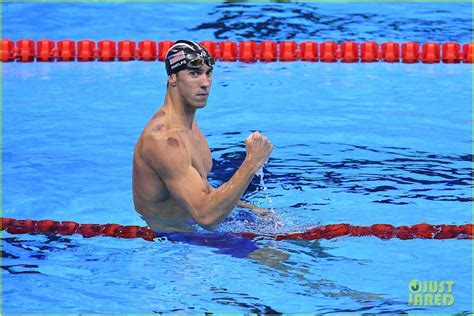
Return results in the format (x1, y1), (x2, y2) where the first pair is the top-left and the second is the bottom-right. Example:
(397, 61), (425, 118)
(137, 40), (157, 61)
(118, 40), (136, 61)
(462, 43), (473, 63)
(36, 39), (55, 62)
(218, 40), (238, 61)
(97, 40), (117, 62)
(320, 41), (338, 62)
(239, 40), (257, 62)
(16, 39), (35, 62)
(57, 39), (76, 61)
(380, 41), (400, 62)
(1, 217), (155, 241)
(1, 217), (472, 241)
(402, 42), (420, 63)
(442, 42), (461, 63)
(421, 42), (440, 63)
(340, 41), (359, 62)
(258, 41), (277, 62)
(1, 39), (472, 63)
(361, 41), (378, 62)
(279, 40), (298, 61)
(77, 40), (95, 61)
(300, 41), (318, 61)
(1, 39), (16, 62)
(238, 223), (473, 240)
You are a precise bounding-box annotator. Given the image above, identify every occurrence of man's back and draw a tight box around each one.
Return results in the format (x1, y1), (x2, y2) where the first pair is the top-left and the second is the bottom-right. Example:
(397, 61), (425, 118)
(132, 109), (212, 232)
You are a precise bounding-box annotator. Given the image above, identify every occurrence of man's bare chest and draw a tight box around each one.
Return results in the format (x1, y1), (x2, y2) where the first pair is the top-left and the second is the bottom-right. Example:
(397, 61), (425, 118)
(184, 133), (212, 178)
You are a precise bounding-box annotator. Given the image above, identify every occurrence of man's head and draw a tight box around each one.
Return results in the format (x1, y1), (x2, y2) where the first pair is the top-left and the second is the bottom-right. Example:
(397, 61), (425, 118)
(165, 40), (215, 108)
(165, 40), (214, 76)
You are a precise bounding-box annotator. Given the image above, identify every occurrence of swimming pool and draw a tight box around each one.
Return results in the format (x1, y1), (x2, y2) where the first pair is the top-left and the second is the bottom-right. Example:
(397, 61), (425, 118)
(2, 2), (473, 314)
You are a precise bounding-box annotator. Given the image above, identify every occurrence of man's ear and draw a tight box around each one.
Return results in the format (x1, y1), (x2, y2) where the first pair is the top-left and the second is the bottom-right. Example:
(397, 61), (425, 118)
(168, 74), (178, 87)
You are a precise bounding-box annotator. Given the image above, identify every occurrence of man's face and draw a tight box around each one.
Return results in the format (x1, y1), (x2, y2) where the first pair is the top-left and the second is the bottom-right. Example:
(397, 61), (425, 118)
(174, 64), (213, 109)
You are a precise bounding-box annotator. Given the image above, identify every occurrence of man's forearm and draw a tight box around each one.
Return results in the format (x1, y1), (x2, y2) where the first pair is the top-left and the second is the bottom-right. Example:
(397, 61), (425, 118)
(207, 187), (255, 211)
(199, 158), (258, 228)
(237, 200), (255, 210)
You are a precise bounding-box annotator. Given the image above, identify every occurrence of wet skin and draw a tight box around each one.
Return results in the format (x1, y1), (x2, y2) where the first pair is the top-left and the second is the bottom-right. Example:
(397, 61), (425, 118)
(133, 112), (214, 232)
(133, 65), (274, 232)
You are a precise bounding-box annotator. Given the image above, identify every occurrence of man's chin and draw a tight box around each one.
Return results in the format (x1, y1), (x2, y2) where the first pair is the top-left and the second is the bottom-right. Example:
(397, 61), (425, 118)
(194, 101), (207, 108)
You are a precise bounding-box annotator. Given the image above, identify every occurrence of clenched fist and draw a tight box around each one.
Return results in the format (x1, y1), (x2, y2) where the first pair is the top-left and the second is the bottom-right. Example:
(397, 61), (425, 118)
(245, 131), (273, 171)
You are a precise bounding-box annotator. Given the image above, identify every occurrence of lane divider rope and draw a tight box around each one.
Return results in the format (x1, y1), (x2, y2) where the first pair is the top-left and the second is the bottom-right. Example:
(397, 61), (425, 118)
(2, 39), (473, 63)
(2, 217), (472, 241)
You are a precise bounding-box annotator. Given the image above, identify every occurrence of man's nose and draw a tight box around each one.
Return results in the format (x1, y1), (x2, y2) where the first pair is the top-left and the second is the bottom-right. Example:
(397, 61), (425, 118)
(200, 74), (211, 88)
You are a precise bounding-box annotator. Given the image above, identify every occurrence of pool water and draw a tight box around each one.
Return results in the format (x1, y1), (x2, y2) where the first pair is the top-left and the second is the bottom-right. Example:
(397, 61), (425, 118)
(2, 2), (472, 314)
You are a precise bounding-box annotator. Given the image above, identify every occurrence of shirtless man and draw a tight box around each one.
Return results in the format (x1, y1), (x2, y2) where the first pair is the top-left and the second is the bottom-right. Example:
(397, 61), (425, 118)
(132, 40), (273, 233)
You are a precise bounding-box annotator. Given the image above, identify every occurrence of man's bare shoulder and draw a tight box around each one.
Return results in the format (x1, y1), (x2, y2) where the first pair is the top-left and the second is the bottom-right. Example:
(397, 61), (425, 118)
(141, 126), (186, 150)
(140, 127), (190, 174)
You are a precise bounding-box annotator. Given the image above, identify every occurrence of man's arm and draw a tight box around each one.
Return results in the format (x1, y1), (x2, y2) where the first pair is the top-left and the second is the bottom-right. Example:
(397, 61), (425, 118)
(206, 184), (253, 209)
(145, 131), (272, 230)
(237, 200), (275, 216)
(207, 181), (280, 225)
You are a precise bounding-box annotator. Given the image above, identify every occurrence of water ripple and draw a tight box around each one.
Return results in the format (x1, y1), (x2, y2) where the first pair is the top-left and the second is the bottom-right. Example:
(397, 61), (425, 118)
(210, 143), (472, 207)
(191, 2), (472, 42)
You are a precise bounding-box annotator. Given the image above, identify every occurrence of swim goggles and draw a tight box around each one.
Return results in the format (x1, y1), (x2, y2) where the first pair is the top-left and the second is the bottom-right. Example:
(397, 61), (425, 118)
(187, 57), (215, 69)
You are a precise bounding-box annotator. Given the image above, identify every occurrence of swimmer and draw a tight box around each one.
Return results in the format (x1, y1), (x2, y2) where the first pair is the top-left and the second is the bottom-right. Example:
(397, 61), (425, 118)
(132, 40), (274, 233)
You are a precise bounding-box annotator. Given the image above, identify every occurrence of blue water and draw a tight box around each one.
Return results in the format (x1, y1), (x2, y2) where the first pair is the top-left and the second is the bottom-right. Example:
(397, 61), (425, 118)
(2, 2), (473, 314)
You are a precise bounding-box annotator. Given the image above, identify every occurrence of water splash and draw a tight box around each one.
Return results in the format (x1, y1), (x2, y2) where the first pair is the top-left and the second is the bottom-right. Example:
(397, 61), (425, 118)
(256, 166), (286, 231)
(256, 166), (274, 212)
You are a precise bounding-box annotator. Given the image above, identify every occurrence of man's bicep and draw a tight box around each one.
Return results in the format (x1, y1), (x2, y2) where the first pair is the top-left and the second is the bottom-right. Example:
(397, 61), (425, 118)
(164, 166), (210, 215)
(146, 136), (209, 216)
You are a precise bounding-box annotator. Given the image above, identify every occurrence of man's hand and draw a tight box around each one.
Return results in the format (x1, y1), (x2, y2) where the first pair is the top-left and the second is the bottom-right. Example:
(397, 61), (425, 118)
(252, 207), (281, 225)
(250, 206), (273, 216)
(238, 201), (270, 215)
(245, 131), (273, 172)
(237, 201), (282, 227)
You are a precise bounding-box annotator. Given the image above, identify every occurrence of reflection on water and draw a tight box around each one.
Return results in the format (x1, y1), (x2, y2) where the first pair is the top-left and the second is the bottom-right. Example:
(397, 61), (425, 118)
(246, 239), (387, 311)
(1, 224), (468, 313)
(2, 235), (78, 275)
(210, 142), (472, 208)
(190, 2), (471, 42)
(3, 139), (470, 312)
